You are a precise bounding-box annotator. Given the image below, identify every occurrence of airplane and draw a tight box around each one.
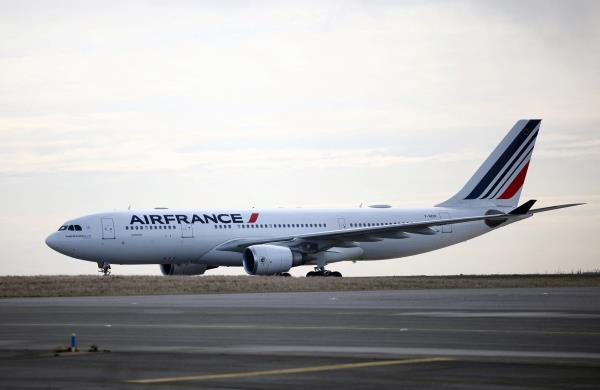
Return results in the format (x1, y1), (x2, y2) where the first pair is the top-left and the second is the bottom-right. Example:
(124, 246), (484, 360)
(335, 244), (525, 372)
(45, 119), (582, 277)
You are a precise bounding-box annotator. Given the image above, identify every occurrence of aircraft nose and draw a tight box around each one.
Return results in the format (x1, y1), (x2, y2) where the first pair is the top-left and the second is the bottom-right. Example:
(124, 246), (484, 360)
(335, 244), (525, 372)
(45, 232), (61, 252)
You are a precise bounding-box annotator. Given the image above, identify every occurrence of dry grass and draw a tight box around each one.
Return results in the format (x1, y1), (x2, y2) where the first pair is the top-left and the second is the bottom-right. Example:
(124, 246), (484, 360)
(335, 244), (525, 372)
(1, 274), (599, 298)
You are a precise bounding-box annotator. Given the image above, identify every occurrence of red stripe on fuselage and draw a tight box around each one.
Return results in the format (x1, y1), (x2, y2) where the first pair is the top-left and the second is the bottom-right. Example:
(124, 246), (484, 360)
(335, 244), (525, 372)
(247, 213), (259, 223)
(498, 162), (530, 199)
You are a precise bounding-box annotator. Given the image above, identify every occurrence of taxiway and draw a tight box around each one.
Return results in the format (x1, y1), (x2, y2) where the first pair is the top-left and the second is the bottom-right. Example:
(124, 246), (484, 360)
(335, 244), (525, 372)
(1, 287), (599, 388)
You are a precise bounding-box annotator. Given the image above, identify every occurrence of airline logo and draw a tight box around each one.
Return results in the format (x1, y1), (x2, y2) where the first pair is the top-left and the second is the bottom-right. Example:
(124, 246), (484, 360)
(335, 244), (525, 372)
(247, 213), (259, 223)
(464, 119), (540, 200)
(130, 213), (259, 225)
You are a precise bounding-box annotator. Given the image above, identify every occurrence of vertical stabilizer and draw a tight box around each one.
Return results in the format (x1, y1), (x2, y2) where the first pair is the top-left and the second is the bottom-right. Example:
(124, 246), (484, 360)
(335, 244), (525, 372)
(437, 119), (541, 209)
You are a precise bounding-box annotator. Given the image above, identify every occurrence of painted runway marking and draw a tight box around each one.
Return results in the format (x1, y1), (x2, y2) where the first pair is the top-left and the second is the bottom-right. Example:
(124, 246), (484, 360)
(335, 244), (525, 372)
(127, 357), (453, 384)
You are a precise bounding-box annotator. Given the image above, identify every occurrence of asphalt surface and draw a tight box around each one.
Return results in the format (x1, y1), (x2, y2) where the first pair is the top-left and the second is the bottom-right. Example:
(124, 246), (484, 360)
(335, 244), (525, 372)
(1, 287), (600, 389)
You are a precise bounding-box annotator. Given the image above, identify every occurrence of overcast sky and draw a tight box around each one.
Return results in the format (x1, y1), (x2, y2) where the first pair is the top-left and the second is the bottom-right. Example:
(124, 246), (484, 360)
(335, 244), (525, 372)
(1, 0), (598, 276)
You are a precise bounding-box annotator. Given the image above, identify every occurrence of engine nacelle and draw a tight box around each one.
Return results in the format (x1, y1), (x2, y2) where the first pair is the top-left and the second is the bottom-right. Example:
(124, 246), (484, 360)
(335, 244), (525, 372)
(242, 245), (303, 275)
(160, 263), (216, 276)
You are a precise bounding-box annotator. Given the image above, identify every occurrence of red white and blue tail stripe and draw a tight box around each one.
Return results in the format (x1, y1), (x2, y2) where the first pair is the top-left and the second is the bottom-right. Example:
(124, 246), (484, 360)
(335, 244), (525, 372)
(437, 119), (541, 209)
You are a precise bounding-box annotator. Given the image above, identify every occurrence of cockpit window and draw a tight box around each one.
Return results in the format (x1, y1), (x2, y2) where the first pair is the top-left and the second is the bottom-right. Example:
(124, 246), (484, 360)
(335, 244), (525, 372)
(74, 225), (82, 231)
(68, 225), (75, 231)
(58, 226), (67, 231)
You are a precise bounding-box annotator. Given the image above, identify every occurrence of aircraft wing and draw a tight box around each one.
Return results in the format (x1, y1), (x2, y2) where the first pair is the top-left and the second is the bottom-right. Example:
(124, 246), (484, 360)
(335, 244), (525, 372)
(529, 203), (585, 214)
(215, 212), (521, 253)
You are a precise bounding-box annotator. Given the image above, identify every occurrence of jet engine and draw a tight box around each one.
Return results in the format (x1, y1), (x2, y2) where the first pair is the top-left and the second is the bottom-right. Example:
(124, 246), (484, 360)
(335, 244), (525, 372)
(242, 245), (303, 275)
(160, 263), (217, 276)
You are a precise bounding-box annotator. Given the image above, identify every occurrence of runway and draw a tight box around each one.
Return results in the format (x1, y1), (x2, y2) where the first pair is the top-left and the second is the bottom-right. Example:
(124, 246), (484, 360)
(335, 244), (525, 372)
(1, 287), (600, 389)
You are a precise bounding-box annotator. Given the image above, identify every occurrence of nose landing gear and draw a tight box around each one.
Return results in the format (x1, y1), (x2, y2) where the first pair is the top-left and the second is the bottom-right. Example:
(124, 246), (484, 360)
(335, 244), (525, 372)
(97, 261), (111, 276)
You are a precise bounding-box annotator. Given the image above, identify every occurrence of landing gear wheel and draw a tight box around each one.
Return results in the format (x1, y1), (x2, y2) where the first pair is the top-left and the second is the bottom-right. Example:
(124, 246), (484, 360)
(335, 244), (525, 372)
(277, 272), (291, 277)
(306, 268), (342, 277)
(97, 261), (111, 276)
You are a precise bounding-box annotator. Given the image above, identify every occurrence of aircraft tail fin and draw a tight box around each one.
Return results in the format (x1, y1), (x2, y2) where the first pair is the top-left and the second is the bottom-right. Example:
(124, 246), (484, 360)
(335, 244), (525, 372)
(437, 119), (541, 209)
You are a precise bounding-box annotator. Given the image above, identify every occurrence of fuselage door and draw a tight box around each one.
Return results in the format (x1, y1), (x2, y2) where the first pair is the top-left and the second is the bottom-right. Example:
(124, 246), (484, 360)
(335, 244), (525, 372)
(101, 218), (115, 239)
(337, 218), (347, 229)
(181, 223), (193, 238)
(439, 212), (452, 233)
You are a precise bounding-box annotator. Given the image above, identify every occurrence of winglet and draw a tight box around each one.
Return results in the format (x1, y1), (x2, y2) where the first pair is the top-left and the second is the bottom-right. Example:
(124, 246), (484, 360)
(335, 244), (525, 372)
(509, 199), (537, 215)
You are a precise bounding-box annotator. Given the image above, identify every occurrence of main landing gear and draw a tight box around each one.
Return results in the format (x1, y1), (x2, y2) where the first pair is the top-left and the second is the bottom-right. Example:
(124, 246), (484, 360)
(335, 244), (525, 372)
(306, 267), (342, 277)
(97, 261), (111, 276)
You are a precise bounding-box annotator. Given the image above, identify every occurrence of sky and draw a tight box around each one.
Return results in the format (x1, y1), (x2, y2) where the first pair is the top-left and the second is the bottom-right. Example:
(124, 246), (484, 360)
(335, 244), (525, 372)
(0, 0), (598, 276)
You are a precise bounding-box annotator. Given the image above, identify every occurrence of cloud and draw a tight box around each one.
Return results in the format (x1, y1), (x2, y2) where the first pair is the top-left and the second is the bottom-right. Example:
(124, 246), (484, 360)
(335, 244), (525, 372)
(0, 139), (483, 175)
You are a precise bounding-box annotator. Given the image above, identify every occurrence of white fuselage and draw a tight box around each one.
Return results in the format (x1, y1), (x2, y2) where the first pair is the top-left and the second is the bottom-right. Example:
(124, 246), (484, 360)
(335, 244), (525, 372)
(45, 206), (503, 267)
